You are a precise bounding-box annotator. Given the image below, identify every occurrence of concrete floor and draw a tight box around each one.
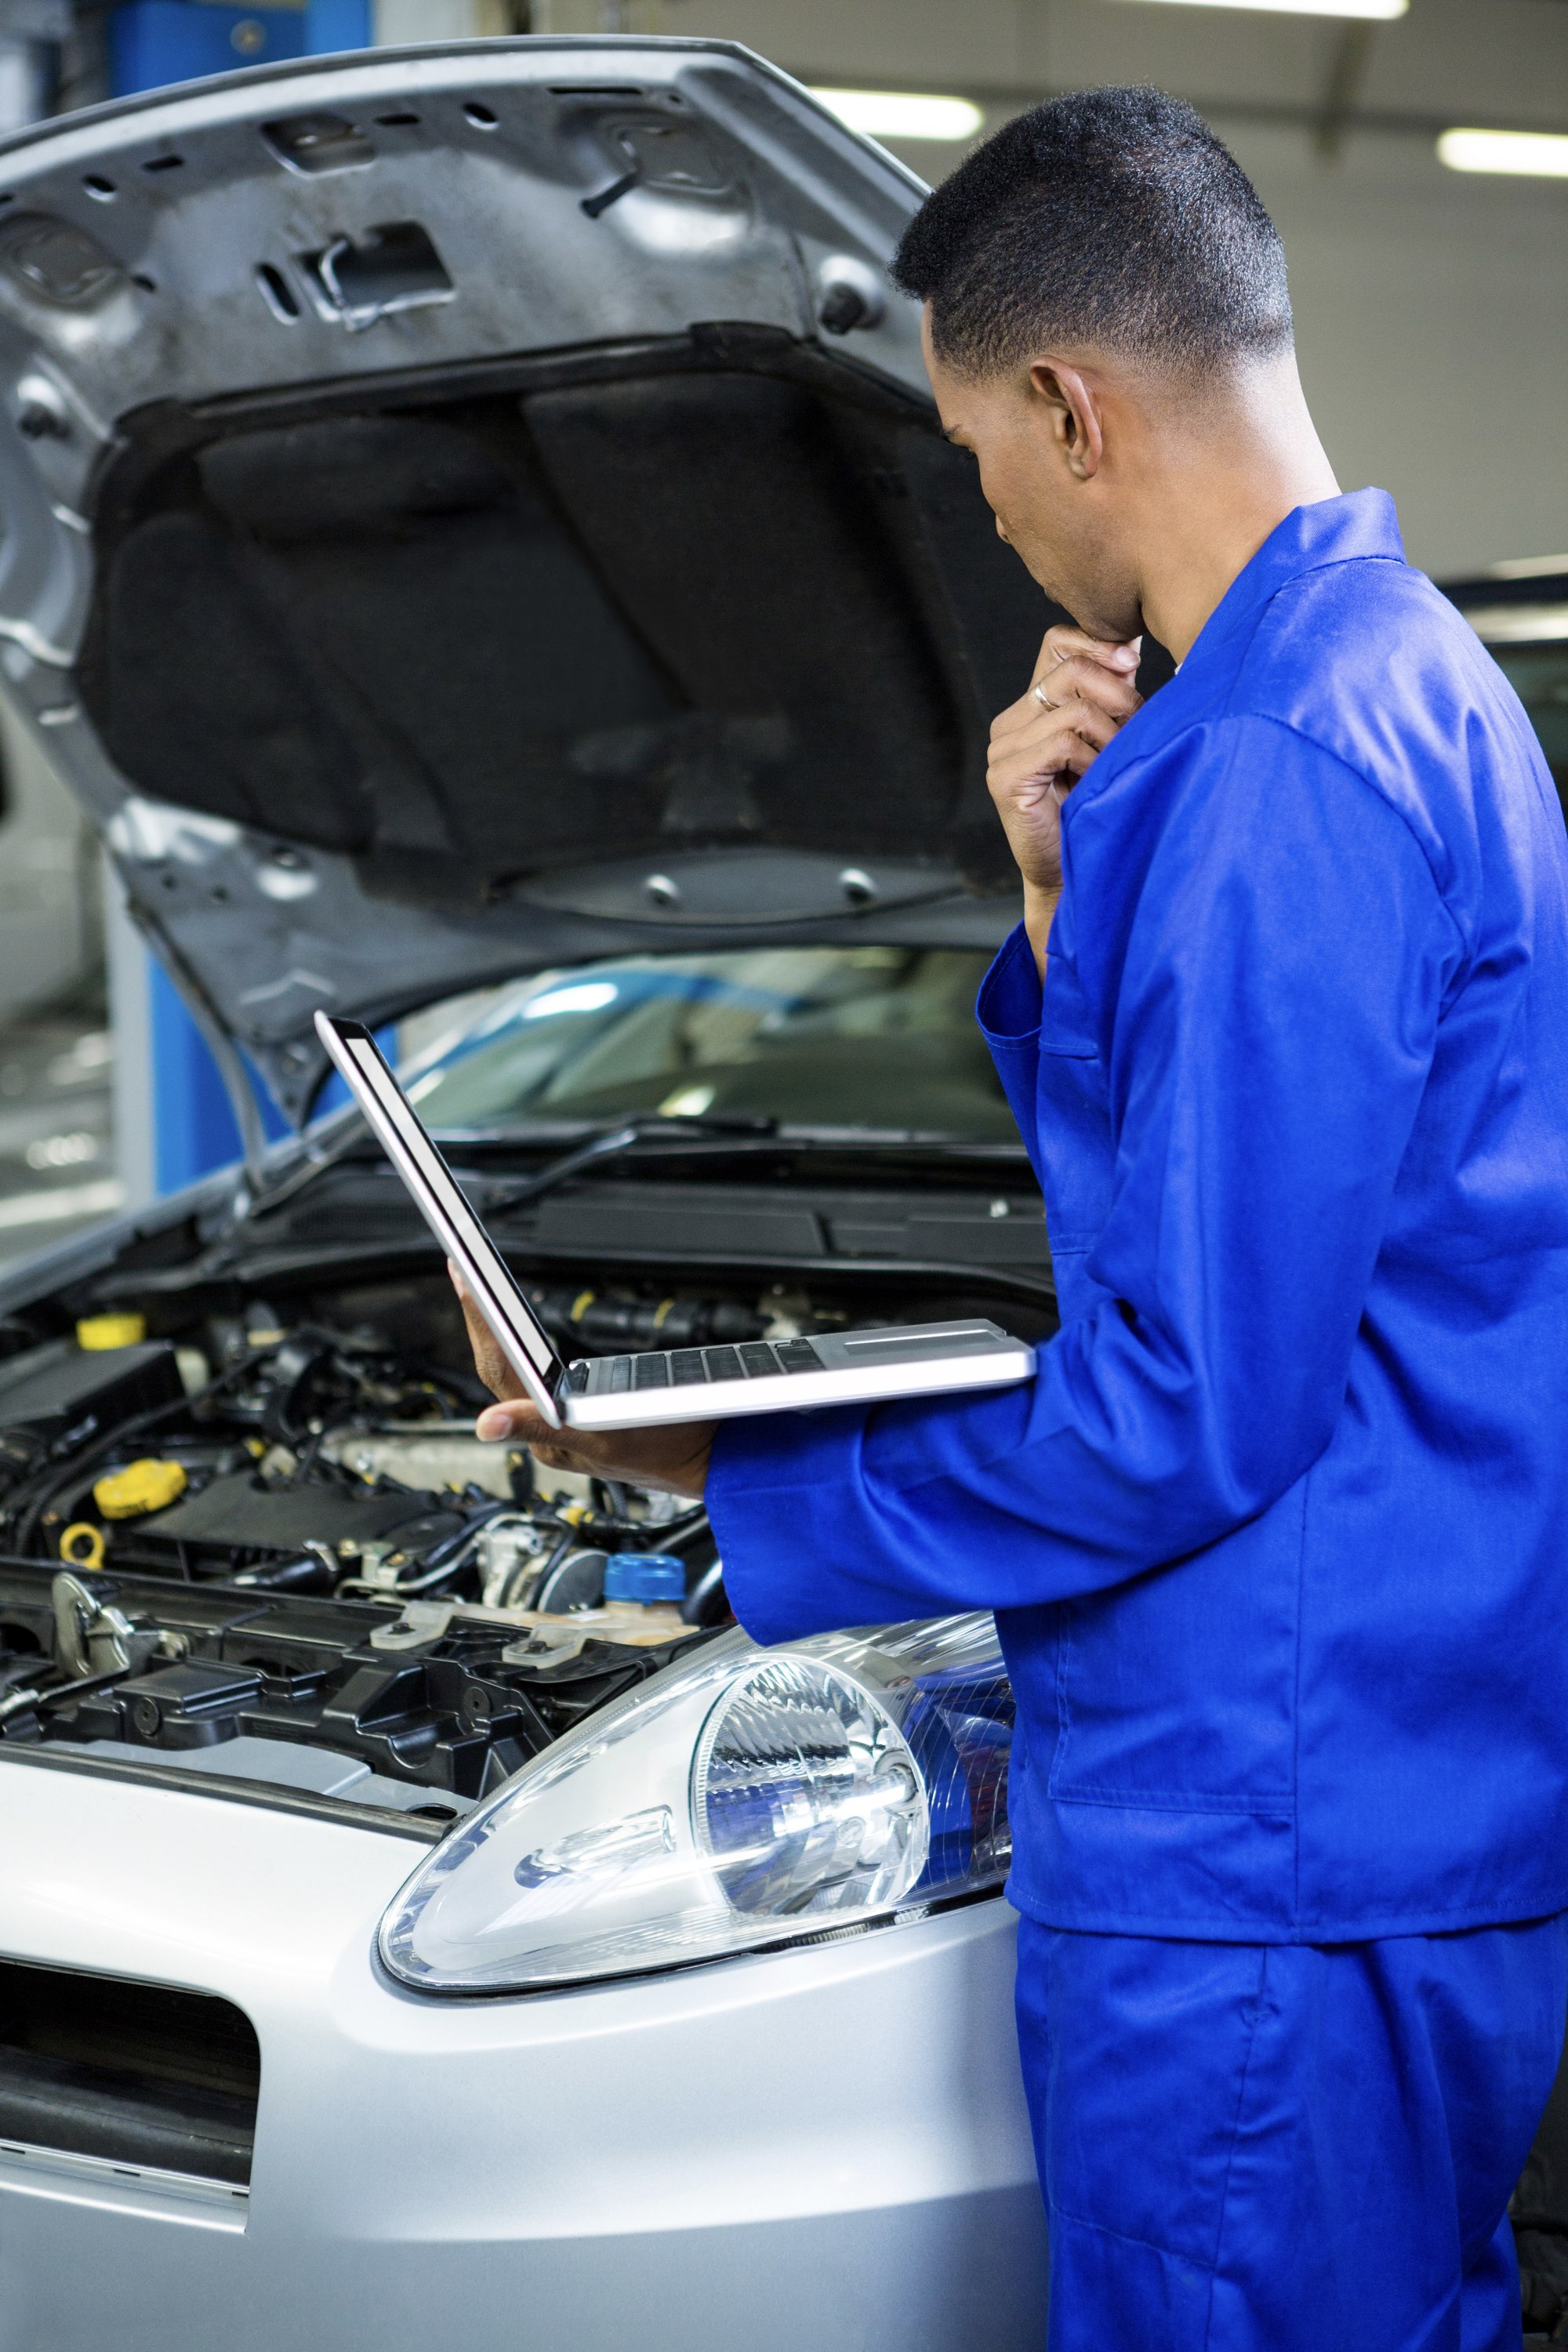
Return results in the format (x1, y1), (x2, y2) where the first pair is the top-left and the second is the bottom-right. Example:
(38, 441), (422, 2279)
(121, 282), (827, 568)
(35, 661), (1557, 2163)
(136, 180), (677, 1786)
(0, 975), (119, 1269)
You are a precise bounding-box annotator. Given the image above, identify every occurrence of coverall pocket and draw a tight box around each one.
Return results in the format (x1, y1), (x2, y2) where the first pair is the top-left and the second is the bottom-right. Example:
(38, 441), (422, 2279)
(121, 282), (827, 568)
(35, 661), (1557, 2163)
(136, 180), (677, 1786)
(1035, 1047), (1112, 1255)
(1034, 951), (1115, 1279)
(1046, 1505), (1300, 1812)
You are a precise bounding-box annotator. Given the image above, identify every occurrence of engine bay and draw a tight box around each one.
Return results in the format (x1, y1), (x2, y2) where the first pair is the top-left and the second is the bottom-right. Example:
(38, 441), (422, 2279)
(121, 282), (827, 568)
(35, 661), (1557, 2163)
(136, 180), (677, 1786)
(0, 1261), (1044, 1815)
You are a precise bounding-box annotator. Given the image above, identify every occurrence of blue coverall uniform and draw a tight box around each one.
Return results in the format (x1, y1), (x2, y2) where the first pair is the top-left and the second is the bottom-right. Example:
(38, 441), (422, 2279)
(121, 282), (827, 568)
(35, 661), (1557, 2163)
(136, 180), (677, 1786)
(706, 491), (1568, 2348)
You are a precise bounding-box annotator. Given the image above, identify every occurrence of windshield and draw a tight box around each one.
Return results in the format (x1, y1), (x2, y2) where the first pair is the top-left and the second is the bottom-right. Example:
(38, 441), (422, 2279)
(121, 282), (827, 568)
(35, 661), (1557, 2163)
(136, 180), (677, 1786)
(398, 947), (1017, 1141)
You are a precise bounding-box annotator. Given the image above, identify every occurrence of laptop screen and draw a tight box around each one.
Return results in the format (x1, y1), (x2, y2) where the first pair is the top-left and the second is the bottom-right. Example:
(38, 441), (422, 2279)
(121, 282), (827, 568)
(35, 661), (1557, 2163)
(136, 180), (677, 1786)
(317, 1016), (561, 1396)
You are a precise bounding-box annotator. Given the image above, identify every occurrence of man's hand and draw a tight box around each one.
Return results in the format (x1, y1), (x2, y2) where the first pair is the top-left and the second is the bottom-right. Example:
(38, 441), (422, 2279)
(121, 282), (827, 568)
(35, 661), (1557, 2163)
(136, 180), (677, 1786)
(988, 624), (1142, 974)
(452, 1267), (714, 1501)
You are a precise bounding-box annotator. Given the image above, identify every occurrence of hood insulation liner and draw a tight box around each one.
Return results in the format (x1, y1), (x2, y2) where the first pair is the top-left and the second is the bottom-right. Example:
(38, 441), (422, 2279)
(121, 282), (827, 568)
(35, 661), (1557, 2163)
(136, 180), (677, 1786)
(79, 334), (1045, 913)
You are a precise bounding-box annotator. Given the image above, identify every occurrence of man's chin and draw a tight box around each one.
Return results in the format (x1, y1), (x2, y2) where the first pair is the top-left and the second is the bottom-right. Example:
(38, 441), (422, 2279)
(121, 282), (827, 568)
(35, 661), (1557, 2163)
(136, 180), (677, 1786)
(1067, 600), (1145, 648)
(1025, 554), (1140, 644)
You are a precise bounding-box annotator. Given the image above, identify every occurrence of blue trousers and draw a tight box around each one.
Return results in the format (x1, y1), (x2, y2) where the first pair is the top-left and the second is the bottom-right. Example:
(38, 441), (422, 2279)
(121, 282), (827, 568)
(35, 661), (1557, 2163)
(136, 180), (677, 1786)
(1014, 1913), (1568, 2351)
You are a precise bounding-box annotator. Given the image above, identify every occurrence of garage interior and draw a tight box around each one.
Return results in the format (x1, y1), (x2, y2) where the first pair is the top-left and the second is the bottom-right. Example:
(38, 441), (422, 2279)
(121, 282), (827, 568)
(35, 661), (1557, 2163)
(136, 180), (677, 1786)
(0, 8), (1559, 2348)
(0, 0), (1559, 1256)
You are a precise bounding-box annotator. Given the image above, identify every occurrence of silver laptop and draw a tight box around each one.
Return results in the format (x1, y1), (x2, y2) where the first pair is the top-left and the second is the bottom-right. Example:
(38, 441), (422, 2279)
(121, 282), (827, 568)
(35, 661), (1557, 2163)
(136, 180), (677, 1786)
(314, 1012), (1036, 1433)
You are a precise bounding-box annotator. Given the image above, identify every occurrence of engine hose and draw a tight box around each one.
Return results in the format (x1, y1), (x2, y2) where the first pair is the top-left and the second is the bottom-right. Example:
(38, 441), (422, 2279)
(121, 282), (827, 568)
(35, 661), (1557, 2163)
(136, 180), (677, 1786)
(343, 1499), (528, 1598)
(0, 1661), (138, 1726)
(525, 1286), (766, 1356)
(631, 1508), (712, 1555)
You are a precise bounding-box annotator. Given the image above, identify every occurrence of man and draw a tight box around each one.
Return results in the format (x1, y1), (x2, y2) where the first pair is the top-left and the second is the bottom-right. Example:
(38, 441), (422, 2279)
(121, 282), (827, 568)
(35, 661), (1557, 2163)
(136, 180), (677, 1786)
(458, 89), (1568, 2350)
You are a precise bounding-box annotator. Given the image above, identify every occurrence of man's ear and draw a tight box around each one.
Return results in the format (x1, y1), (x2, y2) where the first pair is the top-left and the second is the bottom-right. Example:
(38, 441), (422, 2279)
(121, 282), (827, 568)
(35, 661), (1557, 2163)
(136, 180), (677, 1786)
(1029, 361), (1103, 481)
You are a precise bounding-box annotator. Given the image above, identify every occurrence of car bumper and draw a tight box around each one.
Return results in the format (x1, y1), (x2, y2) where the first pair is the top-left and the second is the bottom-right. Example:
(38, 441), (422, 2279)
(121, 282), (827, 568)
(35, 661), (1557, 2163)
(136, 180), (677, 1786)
(0, 1762), (1046, 2352)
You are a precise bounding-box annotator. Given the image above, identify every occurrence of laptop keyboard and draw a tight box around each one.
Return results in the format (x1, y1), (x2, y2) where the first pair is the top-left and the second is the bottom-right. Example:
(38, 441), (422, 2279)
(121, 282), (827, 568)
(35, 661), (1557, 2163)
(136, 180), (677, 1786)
(565, 1337), (825, 1396)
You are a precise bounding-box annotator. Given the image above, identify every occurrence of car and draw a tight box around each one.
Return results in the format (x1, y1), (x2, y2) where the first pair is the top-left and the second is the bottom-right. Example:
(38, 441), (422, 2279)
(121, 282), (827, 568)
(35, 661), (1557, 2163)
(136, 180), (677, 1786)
(0, 34), (1063, 2351)
(0, 34), (1559, 2350)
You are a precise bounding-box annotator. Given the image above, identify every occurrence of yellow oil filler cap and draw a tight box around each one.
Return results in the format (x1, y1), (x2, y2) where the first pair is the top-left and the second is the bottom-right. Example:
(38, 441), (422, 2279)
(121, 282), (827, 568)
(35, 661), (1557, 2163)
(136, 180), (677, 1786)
(76, 1313), (147, 1352)
(93, 1458), (187, 1521)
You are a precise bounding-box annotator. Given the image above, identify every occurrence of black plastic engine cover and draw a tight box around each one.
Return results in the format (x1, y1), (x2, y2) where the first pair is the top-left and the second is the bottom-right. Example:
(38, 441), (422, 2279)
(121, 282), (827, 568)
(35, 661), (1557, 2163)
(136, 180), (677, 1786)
(132, 1469), (463, 1561)
(0, 1340), (183, 1459)
(0, 1560), (706, 1795)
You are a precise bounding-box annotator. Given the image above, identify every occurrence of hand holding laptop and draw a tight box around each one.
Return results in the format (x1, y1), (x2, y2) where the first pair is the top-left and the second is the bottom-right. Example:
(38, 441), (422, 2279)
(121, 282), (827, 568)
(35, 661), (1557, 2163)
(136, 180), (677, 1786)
(452, 1266), (714, 1500)
(312, 1011), (1033, 1454)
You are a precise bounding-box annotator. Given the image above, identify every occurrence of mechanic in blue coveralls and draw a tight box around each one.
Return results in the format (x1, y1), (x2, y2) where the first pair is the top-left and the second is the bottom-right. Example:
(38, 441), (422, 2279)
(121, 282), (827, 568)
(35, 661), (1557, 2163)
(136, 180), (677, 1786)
(459, 88), (1568, 2351)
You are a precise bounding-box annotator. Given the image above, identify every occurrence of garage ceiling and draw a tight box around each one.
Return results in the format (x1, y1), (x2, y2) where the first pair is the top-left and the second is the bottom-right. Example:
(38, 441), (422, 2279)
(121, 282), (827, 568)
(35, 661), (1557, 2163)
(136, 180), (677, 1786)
(543, 0), (1568, 180)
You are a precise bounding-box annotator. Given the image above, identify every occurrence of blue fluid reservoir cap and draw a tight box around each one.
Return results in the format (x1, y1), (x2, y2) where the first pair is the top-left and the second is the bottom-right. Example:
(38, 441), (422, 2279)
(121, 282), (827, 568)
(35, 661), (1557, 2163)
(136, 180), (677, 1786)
(603, 1553), (687, 1605)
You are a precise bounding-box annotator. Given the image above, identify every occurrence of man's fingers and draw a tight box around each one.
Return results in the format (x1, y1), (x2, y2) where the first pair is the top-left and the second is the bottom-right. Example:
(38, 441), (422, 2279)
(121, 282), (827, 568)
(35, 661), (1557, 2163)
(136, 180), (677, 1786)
(1030, 623), (1141, 688)
(1036, 653), (1142, 719)
(1032, 622), (1142, 677)
(989, 696), (1120, 794)
(474, 1396), (564, 1446)
(449, 1261), (528, 1403)
(470, 1395), (715, 1502)
(993, 655), (1142, 744)
(985, 630), (1140, 904)
(462, 1298), (518, 1398)
(1000, 689), (1125, 751)
(445, 1261), (712, 1497)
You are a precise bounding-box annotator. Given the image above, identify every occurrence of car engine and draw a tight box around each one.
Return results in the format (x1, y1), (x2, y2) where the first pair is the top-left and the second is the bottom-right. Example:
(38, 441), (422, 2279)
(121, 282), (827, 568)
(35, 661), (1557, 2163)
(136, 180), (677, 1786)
(0, 1265), (996, 1817)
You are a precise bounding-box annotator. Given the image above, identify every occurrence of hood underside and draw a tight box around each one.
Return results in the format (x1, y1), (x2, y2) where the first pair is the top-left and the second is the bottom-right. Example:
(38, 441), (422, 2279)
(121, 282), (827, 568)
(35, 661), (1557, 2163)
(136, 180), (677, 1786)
(0, 39), (1048, 1118)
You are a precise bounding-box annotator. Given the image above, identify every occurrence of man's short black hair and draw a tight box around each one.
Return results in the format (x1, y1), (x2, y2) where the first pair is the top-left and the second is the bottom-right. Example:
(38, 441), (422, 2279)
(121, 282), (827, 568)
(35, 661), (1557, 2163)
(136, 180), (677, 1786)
(892, 87), (1292, 380)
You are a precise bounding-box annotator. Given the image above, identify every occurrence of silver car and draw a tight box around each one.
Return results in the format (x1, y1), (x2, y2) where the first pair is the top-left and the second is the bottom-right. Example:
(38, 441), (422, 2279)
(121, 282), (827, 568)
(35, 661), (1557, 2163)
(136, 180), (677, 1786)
(0, 36), (1060, 2350)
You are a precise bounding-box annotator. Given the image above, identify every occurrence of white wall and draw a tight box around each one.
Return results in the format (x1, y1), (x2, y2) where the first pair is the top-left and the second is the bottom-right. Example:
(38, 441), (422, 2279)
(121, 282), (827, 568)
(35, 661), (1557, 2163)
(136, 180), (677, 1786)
(373, 0), (520, 39)
(1235, 128), (1568, 580)
(0, 710), (92, 1017)
(568, 0), (1568, 582)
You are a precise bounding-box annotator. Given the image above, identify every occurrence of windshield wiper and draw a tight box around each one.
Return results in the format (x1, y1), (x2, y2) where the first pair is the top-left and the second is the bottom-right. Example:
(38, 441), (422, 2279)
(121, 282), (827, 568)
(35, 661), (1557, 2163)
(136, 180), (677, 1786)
(234, 1106), (1022, 1244)
(477, 1113), (777, 1213)
(473, 1120), (1033, 1214)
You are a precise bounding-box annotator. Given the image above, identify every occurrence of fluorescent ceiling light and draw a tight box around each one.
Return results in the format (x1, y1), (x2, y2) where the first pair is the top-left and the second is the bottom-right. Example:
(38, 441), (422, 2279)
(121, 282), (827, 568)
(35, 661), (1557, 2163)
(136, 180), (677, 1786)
(1486, 555), (1568, 581)
(1437, 129), (1568, 178)
(1109, 0), (1407, 16)
(811, 89), (984, 143)
(1461, 604), (1568, 646)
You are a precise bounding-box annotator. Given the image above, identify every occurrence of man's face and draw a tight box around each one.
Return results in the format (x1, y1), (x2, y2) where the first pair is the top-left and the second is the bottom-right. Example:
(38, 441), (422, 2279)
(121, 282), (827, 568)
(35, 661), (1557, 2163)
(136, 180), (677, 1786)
(921, 309), (1142, 643)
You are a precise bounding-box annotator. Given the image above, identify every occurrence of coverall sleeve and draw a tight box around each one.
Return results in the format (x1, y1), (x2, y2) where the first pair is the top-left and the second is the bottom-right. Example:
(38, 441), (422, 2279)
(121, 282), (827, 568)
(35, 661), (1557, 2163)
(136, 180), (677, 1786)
(971, 921), (1047, 1193)
(706, 717), (1465, 1645)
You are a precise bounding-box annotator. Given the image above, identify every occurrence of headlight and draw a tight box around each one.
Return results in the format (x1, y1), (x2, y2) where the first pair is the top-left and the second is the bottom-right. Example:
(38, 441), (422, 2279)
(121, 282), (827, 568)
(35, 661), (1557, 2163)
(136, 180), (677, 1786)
(379, 1614), (1014, 1994)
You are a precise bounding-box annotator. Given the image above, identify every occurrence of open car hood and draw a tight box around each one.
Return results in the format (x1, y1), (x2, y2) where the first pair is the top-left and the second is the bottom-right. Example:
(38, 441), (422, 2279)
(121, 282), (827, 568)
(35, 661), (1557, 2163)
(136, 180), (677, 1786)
(0, 38), (1046, 1120)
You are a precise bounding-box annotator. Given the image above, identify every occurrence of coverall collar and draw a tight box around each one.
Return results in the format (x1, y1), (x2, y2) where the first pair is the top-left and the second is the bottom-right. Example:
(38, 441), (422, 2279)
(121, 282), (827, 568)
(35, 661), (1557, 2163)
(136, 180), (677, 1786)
(1065, 489), (1409, 812)
(1180, 486), (1406, 676)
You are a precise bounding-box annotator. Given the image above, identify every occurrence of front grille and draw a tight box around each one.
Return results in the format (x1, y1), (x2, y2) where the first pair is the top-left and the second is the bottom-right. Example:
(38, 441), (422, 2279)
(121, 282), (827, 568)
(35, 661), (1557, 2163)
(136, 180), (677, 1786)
(0, 1958), (260, 2185)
